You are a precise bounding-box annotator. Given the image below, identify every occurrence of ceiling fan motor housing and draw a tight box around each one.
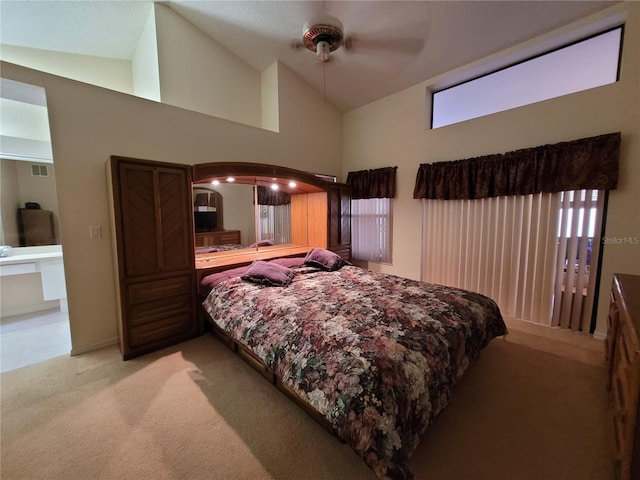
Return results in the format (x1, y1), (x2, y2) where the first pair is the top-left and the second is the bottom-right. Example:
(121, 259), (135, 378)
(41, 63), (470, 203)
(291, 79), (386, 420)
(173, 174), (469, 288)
(302, 23), (344, 54)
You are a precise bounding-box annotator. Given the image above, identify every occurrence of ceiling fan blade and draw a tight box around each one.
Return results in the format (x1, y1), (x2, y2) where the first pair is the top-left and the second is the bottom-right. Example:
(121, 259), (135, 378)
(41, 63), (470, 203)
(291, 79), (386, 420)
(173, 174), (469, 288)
(344, 34), (425, 55)
(290, 40), (305, 51)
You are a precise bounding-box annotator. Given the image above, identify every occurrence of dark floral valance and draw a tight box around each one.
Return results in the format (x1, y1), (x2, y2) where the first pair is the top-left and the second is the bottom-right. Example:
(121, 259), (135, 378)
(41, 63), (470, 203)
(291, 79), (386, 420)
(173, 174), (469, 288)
(346, 166), (397, 200)
(413, 132), (621, 200)
(256, 185), (291, 206)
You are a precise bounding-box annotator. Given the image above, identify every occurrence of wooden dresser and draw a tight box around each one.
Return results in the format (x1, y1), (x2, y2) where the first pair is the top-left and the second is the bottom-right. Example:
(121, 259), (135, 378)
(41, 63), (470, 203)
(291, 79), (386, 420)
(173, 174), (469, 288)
(606, 273), (640, 480)
(195, 230), (241, 247)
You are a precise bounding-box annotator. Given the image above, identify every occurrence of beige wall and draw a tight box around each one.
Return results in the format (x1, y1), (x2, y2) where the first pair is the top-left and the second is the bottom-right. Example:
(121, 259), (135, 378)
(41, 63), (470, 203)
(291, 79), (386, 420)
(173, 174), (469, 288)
(155, 4), (262, 129)
(0, 44), (134, 95)
(342, 2), (640, 338)
(261, 62), (280, 133)
(0, 56), (341, 354)
(0, 160), (20, 246)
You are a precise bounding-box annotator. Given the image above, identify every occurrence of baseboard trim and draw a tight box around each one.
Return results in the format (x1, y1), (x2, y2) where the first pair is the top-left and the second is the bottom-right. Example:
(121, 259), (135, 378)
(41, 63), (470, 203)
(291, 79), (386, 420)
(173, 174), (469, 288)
(70, 337), (118, 356)
(1, 300), (60, 318)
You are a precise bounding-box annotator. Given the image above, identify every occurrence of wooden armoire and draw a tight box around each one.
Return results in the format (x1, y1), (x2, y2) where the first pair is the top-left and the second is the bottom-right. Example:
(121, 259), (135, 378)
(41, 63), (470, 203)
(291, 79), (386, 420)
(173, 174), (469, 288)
(108, 156), (198, 359)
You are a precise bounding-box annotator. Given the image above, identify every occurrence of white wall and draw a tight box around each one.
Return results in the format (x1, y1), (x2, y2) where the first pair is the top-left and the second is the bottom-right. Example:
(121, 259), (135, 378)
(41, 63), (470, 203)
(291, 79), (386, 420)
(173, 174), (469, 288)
(261, 62), (280, 133)
(0, 56), (342, 354)
(154, 3), (262, 129)
(342, 2), (640, 337)
(0, 98), (53, 161)
(0, 272), (54, 316)
(0, 44), (134, 95)
(132, 6), (161, 102)
(1, 4), (270, 131)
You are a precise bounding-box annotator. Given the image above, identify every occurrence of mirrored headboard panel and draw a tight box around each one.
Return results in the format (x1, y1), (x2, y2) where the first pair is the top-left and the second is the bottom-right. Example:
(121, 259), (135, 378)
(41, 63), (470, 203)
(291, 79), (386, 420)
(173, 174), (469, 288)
(192, 162), (334, 261)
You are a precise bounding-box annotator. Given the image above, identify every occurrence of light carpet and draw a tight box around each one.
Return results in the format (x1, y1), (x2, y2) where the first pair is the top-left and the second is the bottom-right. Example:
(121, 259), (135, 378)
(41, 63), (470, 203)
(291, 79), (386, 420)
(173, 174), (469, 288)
(0, 332), (614, 480)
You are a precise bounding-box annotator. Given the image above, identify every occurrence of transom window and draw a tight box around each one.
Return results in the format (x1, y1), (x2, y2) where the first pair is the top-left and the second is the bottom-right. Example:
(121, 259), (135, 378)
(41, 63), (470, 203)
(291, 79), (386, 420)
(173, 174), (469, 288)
(431, 26), (623, 129)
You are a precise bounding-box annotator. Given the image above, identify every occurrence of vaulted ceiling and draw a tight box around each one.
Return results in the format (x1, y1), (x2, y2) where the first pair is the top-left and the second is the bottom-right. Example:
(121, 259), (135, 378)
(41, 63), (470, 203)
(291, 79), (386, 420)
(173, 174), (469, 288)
(0, 1), (619, 111)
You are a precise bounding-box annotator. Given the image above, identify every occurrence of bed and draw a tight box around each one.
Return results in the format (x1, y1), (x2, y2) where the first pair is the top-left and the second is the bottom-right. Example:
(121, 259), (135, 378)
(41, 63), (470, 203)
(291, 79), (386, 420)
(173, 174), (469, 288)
(201, 249), (507, 479)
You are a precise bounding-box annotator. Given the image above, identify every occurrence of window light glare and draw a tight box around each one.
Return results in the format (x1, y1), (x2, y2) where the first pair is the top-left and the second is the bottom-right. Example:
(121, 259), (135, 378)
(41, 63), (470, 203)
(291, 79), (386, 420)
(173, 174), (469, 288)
(432, 27), (622, 129)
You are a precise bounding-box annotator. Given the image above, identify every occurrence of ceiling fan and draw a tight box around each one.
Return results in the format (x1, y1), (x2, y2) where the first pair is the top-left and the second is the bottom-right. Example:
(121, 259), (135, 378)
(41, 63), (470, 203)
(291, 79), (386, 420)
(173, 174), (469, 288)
(294, 14), (349, 63)
(294, 13), (426, 63)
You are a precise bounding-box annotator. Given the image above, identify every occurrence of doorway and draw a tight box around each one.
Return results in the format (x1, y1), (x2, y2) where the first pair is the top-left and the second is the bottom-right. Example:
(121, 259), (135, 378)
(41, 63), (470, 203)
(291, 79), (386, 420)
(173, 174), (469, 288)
(0, 78), (71, 371)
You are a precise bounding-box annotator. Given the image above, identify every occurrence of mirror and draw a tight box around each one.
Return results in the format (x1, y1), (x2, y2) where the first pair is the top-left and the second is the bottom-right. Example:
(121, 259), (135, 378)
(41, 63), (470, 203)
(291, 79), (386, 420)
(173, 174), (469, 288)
(192, 162), (332, 261)
(1, 159), (60, 247)
(192, 182), (294, 255)
(192, 183), (256, 253)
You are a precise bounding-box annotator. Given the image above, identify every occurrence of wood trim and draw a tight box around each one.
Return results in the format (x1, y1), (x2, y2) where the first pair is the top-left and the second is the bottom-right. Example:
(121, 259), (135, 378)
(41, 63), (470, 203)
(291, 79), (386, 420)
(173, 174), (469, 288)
(193, 162), (334, 192)
(307, 192), (328, 248)
(195, 245), (310, 296)
(608, 273), (640, 480)
(205, 309), (336, 437)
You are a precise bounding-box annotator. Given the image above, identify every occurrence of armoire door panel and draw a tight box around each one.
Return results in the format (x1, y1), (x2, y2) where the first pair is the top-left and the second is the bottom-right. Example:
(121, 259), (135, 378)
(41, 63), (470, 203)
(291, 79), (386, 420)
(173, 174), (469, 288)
(157, 168), (192, 270)
(119, 164), (160, 277)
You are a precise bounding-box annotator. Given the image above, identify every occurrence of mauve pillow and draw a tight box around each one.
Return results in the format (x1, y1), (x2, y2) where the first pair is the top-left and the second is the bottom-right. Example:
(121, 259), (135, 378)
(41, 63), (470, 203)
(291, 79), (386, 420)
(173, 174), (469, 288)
(269, 256), (306, 269)
(304, 248), (345, 271)
(200, 265), (249, 295)
(241, 260), (295, 287)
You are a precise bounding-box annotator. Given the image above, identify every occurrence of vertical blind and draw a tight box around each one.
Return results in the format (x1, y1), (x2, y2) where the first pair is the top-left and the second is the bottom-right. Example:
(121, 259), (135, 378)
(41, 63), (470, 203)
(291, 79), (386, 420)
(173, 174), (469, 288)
(257, 204), (291, 245)
(421, 189), (604, 329)
(351, 198), (392, 263)
(347, 167), (397, 263)
(552, 189), (604, 330)
(415, 133), (619, 331)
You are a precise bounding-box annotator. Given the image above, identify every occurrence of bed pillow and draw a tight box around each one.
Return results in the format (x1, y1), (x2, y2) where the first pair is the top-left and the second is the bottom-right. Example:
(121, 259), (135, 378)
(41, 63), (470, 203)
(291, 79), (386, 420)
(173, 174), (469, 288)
(200, 265), (250, 296)
(269, 256), (306, 269)
(304, 248), (346, 271)
(248, 240), (274, 248)
(241, 260), (295, 287)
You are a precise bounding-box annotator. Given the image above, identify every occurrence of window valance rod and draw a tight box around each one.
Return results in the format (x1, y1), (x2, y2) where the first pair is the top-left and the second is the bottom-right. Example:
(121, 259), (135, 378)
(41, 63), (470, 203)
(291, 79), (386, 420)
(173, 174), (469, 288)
(413, 132), (621, 200)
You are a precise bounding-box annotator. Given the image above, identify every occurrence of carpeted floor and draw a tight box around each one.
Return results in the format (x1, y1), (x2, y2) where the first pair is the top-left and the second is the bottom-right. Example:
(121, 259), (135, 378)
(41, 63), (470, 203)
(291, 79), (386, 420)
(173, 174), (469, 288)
(0, 331), (614, 480)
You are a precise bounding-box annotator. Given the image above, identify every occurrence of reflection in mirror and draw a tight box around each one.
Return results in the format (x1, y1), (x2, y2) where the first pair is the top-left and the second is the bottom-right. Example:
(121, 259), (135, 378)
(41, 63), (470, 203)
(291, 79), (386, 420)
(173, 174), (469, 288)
(192, 182), (256, 254)
(256, 185), (291, 246)
(192, 163), (330, 261)
(215, 182), (255, 245)
(1, 159), (60, 247)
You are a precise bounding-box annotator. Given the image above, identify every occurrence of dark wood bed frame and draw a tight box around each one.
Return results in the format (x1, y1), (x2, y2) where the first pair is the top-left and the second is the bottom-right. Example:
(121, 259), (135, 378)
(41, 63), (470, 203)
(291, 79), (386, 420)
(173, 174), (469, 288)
(203, 308), (337, 437)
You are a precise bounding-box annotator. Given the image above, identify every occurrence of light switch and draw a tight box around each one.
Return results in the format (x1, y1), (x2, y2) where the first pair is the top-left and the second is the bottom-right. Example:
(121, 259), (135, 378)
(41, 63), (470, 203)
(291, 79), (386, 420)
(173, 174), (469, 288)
(89, 225), (101, 239)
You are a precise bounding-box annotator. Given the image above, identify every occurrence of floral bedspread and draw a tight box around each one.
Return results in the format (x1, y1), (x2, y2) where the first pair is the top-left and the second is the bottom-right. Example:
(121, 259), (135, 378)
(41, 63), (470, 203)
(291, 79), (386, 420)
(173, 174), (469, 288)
(203, 265), (506, 479)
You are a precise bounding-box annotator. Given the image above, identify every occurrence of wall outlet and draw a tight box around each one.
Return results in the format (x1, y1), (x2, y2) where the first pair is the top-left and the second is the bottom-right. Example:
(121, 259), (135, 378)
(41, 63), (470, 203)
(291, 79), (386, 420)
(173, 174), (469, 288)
(89, 225), (101, 239)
